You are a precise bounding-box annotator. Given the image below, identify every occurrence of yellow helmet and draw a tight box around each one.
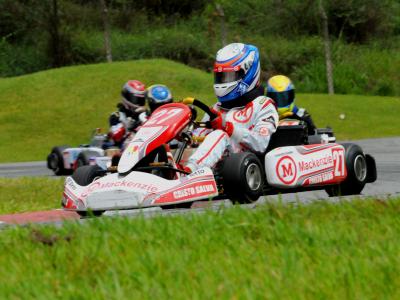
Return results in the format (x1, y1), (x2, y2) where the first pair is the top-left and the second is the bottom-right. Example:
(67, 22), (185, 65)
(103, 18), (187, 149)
(266, 75), (295, 116)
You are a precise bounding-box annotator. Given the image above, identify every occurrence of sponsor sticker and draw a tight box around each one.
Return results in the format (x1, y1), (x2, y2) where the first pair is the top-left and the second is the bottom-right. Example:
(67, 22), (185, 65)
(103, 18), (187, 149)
(276, 156), (297, 184)
(233, 104), (253, 123)
(81, 180), (158, 197)
(128, 145), (139, 155)
(154, 180), (217, 204)
(306, 171), (334, 185)
(187, 169), (205, 178)
(258, 127), (270, 136)
(66, 177), (77, 191)
(237, 82), (249, 95)
(298, 154), (333, 172)
(173, 184), (215, 199)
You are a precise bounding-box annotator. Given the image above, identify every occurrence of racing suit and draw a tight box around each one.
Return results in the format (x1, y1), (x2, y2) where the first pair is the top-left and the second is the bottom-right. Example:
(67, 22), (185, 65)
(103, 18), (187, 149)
(108, 103), (146, 148)
(186, 92), (279, 172)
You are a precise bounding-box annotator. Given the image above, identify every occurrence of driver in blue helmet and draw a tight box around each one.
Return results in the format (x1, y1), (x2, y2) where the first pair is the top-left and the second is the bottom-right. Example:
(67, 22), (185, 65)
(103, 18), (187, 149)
(136, 84), (174, 124)
(184, 43), (279, 173)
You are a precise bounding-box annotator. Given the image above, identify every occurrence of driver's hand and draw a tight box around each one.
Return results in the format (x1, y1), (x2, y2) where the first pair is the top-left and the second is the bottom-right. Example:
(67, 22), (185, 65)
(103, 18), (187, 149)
(210, 108), (224, 130)
(210, 108), (235, 137)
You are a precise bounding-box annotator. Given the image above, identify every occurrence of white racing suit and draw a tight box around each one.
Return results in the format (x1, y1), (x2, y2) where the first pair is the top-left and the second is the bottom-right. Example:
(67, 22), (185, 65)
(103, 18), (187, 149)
(186, 96), (279, 171)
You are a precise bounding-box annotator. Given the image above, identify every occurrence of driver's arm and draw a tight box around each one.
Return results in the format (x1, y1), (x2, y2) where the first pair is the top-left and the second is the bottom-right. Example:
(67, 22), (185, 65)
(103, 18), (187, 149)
(296, 108), (317, 135)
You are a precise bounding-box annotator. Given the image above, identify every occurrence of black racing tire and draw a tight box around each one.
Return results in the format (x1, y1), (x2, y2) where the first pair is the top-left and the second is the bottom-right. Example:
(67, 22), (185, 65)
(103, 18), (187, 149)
(77, 210), (105, 217)
(76, 151), (101, 169)
(47, 145), (71, 176)
(325, 143), (368, 197)
(72, 165), (105, 186)
(72, 165), (106, 217)
(161, 202), (193, 210)
(220, 152), (264, 204)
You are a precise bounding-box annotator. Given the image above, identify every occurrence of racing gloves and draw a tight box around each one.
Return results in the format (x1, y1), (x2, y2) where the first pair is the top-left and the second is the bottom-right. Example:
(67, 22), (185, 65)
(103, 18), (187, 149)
(209, 108), (234, 137)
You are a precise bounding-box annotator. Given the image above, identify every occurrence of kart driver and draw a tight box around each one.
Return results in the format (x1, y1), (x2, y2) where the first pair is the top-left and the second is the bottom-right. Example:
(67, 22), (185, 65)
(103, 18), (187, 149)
(266, 75), (317, 135)
(184, 43), (279, 173)
(137, 84), (174, 123)
(108, 80), (146, 147)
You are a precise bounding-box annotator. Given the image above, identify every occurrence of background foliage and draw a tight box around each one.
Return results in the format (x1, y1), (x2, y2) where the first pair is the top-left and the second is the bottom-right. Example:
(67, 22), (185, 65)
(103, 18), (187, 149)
(0, 0), (399, 96)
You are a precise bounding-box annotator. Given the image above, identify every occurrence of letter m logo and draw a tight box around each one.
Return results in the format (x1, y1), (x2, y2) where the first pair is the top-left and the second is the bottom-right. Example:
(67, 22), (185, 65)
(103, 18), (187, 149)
(276, 156), (297, 185)
(282, 163), (293, 177)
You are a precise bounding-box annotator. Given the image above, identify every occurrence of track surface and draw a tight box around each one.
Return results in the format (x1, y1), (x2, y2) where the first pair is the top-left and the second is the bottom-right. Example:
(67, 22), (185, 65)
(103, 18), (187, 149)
(0, 137), (399, 227)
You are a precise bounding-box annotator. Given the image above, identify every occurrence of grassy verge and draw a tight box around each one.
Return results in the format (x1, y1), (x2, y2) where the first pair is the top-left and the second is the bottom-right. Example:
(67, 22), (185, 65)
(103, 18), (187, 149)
(1, 198), (400, 299)
(0, 177), (64, 214)
(297, 93), (399, 140)
(0, 59), (399, 162)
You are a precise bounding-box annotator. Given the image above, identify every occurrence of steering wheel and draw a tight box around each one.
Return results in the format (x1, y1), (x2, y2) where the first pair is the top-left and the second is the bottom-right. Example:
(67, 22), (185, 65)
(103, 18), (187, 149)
(182, 97), (218, 129)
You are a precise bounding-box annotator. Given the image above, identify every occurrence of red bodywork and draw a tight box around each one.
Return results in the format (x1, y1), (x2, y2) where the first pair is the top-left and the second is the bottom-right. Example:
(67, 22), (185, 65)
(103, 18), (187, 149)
(140, 103), (192, 156)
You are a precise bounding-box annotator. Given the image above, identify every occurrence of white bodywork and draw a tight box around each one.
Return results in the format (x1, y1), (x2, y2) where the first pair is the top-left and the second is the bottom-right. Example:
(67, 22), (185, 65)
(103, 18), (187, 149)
(118, 125), (168, 174)
(265, 143), (347, 188)
(62, 147), (105, 169)
(63, 167), (218, 211)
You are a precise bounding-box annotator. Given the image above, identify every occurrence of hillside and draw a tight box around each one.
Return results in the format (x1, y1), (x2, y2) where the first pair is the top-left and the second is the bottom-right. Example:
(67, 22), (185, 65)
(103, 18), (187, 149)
(0, 59), (398, 162)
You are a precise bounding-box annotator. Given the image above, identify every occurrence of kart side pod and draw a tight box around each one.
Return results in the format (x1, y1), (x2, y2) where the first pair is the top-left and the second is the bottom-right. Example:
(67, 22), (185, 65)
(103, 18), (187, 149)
(265, 144), (348, 188)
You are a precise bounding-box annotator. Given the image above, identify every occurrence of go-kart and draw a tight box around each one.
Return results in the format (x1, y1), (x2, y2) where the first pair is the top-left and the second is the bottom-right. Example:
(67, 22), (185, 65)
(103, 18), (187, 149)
(47, 130), (121, 176)
(62, 98), (377, 216)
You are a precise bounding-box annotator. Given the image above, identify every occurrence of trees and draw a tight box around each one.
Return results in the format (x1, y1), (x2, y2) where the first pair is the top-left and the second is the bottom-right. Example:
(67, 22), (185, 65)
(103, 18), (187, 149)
(99, 0), (112, 62)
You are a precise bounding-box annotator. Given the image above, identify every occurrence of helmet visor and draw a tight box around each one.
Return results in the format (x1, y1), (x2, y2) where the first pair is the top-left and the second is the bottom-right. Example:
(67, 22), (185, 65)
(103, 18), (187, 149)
(214, 70), (244, 84)
(267, 90), (294, 108)
(126, 94), (145, 106)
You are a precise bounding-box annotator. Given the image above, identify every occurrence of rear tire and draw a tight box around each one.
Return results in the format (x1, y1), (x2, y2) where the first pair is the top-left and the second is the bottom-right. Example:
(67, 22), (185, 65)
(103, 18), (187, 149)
(325, 143), (368, 197)
(47, 145), (71, 175)
(220, 152), (264, 204)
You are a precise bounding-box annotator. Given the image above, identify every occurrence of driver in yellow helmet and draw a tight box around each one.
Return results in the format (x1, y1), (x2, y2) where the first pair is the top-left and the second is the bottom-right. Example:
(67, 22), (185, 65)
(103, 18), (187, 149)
(266, 75), (316, 135)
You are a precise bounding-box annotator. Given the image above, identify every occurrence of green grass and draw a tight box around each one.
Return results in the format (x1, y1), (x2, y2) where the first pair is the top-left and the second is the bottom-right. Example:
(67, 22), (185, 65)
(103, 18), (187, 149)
(0, 177), (64, 214)
(297, 93), (400, 140)
(1, 198), (400, 299)
(0, 58), (399, 163)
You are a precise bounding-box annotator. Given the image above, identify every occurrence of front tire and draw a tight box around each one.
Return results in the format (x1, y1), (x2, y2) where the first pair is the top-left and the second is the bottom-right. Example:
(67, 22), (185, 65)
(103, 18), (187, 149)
(72, 165), (105, 186)
(326, 143), (368, 197)
(47, 145), (71, 175)
(76, 210), (105, 217)
(220, 152), (264, 204)
(72, 165), (106, 217)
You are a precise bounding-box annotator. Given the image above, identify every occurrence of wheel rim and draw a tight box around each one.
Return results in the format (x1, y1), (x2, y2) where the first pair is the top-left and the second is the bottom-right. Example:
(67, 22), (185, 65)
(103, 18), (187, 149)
(354, 154), (367, 182)
(246, 163), (262, 191)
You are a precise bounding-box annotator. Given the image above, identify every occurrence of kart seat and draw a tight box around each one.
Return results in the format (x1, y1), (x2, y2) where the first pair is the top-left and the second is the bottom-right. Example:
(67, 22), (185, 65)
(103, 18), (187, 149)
(265, 121), (308, 152)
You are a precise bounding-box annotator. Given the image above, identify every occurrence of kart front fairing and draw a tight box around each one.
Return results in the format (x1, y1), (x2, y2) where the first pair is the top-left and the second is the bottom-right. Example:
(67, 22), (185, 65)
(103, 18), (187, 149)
(63, 103), (218, 211)
(118, 103), (192, 174)
(63, 167), (218, 210)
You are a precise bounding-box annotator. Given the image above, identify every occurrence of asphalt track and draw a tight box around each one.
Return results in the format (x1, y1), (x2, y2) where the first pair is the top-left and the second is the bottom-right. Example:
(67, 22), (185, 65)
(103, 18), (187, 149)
(0, 137), (399, 227)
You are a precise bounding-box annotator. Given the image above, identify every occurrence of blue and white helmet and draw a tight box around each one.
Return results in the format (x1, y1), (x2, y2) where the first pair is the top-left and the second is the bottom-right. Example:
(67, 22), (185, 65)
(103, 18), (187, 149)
(146, 84), (173, 112)
(213, 43), (260, 106)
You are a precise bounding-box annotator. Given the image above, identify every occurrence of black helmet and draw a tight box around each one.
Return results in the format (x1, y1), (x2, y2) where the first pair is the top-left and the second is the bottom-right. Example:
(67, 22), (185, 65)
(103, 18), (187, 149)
(121, 80), (146, 111)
